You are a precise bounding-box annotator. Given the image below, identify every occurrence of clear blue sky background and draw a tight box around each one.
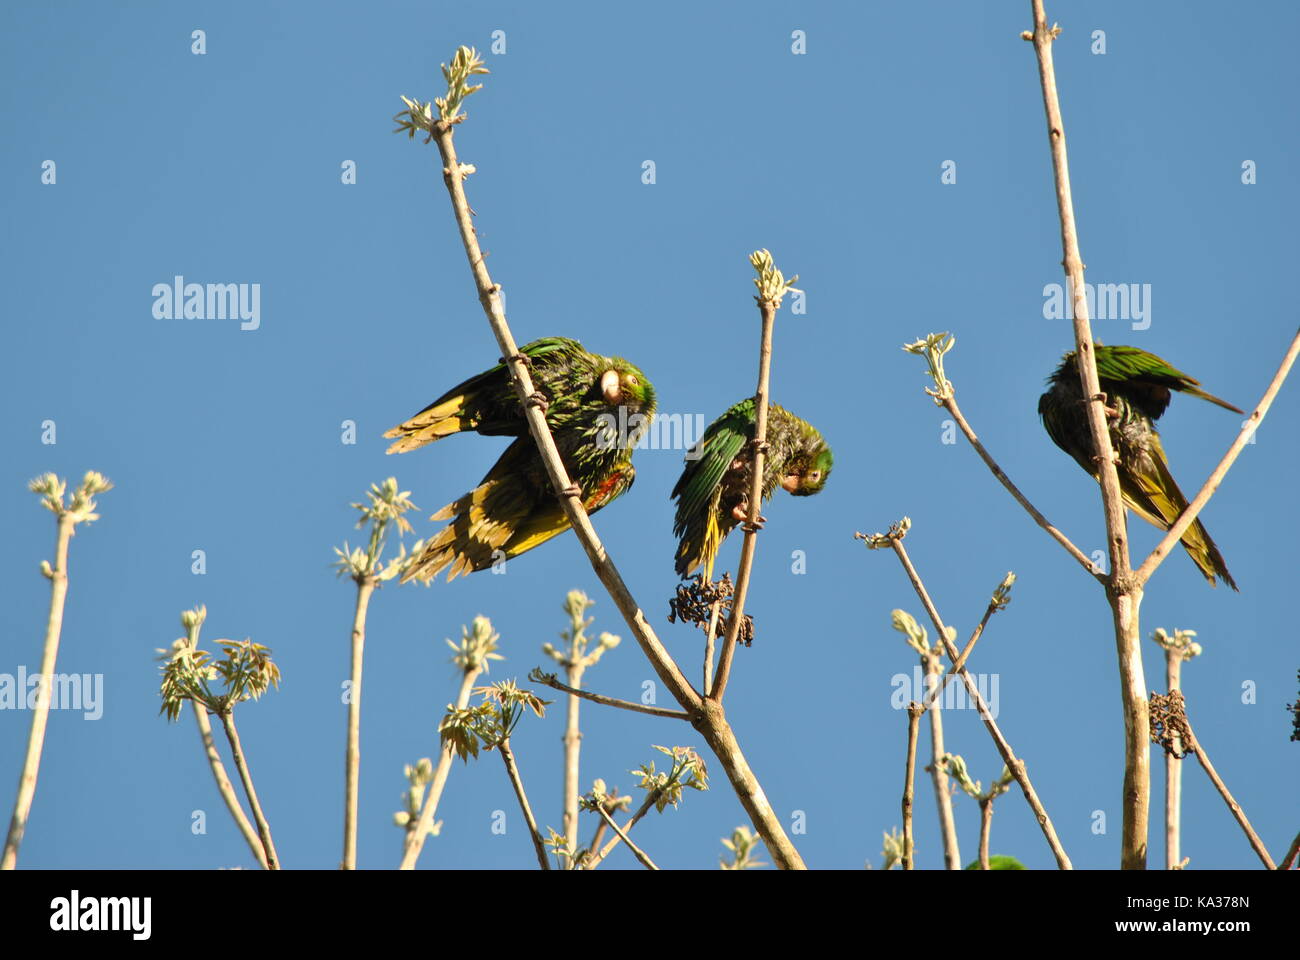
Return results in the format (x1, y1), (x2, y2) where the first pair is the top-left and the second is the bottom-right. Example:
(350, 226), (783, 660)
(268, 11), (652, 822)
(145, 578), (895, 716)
(2, 1), (1295, 870)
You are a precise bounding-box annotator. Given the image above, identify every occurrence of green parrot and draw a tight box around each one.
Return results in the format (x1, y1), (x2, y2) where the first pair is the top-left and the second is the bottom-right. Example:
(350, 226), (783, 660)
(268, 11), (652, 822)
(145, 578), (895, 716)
(671, 398), (832, 580)
(1037, 344), (1242, 590)
(384, 337), (656, 582)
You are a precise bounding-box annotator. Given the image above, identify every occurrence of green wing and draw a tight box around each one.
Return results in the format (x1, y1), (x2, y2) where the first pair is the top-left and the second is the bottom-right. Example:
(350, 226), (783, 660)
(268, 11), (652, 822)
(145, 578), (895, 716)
(385, 337), (587, 453)
(1095, 345), (1242, 419)
(671, 399), (753, 535)
(670, 399), (754, 578)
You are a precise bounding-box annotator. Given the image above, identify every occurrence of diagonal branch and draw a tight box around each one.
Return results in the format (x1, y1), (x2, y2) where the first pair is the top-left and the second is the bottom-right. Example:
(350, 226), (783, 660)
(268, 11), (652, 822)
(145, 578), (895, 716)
(941, 393), (1103, 583)
(498, 739), (550, 870)
(875, 530), (1072, 868)
(530, 670), (691, 721)
(594, 803), (658, 870)
(419, 88), (803, 868)
(1183, 716), (1275, 869)
(583, 789), (660, 870)
(428, 120), (701, 715)
(1134, 327), (1300, 588)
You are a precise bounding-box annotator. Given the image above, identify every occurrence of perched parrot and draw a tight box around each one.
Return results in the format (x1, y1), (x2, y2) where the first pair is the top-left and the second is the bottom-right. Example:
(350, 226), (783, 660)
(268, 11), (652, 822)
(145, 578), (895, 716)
(384, 337), (655, 582)
(671, 398), (832, 580)
(1038, 344), (1242, 590)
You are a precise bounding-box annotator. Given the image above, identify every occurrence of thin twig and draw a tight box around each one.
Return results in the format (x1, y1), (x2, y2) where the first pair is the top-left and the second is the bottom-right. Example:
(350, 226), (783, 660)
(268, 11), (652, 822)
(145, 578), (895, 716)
(585, 789), (660, 869)
(979, 797), (994, 870)
(902, 702), (921, 871)
(498, 740), (550, 870)
(595, 803), (658, 870)
(531, 673), (691, 720)
(887, 535), (1072, 868)
(1027, 0), (1147, 870)
(1280, 831), (1300, 871)
(1184, 720), (1275, 869)
(343, 576), (376, 870)
(711, 298), (775, 702)
(922, 654), (961, 869)
(1134, 327), (1300, 588)
(219, 710), (280, 870)
(399, 664), (485, 870)
(561, 658), (585, 869)
(185, 620), (266, 869)
(426, 111), (803, 867)
(189, 702), (266, 868)
(918, 589), (1001, 717)
(943, 394), (1103, 583)
(703, 600), (720, 694)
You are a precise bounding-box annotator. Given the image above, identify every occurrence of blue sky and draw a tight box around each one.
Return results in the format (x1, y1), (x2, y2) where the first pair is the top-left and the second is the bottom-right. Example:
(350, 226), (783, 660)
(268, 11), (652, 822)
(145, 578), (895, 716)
(1, 0), (1295, 870)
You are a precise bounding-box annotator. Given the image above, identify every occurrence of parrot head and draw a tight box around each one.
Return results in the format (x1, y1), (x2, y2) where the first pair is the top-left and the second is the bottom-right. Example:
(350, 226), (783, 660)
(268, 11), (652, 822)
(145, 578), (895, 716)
(782, 443), (833, 497)
(598, 360), (655, 414)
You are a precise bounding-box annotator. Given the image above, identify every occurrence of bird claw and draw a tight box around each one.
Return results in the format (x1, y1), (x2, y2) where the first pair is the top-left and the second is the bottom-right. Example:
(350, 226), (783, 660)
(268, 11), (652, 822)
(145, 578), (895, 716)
(561, 483), (583, 500)
(732, 503), (767, 528)
(500, 353), (533, 369)
(527, 392), (549, 414)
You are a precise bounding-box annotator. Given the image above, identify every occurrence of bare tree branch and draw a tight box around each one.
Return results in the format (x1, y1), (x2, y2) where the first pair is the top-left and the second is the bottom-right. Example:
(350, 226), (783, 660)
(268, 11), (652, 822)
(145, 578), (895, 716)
(1134, 327), (1300, 588)
(412, 70), (805, 867)
(1026, 0), (1148, 869)
(872, 530), (1072, 868)
(530, 670), (690, 720)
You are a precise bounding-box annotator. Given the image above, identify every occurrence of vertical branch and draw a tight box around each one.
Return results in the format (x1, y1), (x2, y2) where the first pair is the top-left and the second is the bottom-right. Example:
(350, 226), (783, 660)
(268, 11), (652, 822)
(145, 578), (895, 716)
(902, 703), (921, 871)
(343, 577), (376, 870)
(561, 658), (585, 869)
(711, 294), (775, 702)
(498, 740), (550, 870)
(2, 514), (74, 870)
(703, 600), (720, 693)
(923, 654), (962, 870)
(1026, 0), (1148, 869)
(1164, 646), (1185, 870)
(978, 797), (994, 870)
(220, 711), (280, 870)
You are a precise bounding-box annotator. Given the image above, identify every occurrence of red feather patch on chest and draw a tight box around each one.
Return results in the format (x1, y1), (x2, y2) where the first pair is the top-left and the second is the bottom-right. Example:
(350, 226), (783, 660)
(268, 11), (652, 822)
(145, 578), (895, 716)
(584, 470), (627, 510)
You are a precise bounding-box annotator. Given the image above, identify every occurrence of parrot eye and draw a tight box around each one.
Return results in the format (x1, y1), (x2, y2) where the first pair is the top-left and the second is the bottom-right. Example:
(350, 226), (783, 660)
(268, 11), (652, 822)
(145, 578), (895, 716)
(808, 471), (821, 482)
(626, 375), (638, 386)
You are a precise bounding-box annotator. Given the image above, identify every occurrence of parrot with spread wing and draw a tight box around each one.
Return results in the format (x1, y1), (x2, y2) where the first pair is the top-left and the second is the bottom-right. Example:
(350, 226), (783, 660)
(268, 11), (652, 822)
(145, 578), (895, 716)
(1038, 344), (1242, 590)
(385, 337), (655, 582)
(671, 398), (832, 580)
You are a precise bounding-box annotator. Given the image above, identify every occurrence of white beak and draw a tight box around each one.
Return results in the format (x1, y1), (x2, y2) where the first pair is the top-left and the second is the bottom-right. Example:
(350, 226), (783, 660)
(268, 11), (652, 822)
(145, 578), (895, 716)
(600, 369), (622, 405)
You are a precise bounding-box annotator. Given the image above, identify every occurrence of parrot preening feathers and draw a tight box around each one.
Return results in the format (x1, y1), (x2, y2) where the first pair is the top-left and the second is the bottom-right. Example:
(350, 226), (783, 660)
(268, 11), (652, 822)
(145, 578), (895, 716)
(385, 337), (655, 582)
(1038, 344), (1242, 590)
(671, 398), (832, 580)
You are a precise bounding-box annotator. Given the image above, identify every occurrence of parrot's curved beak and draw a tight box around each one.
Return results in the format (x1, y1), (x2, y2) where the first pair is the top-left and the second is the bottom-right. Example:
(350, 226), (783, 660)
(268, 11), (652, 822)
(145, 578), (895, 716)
(781, 473), (802, 493)
(600, 369), (622, 405)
